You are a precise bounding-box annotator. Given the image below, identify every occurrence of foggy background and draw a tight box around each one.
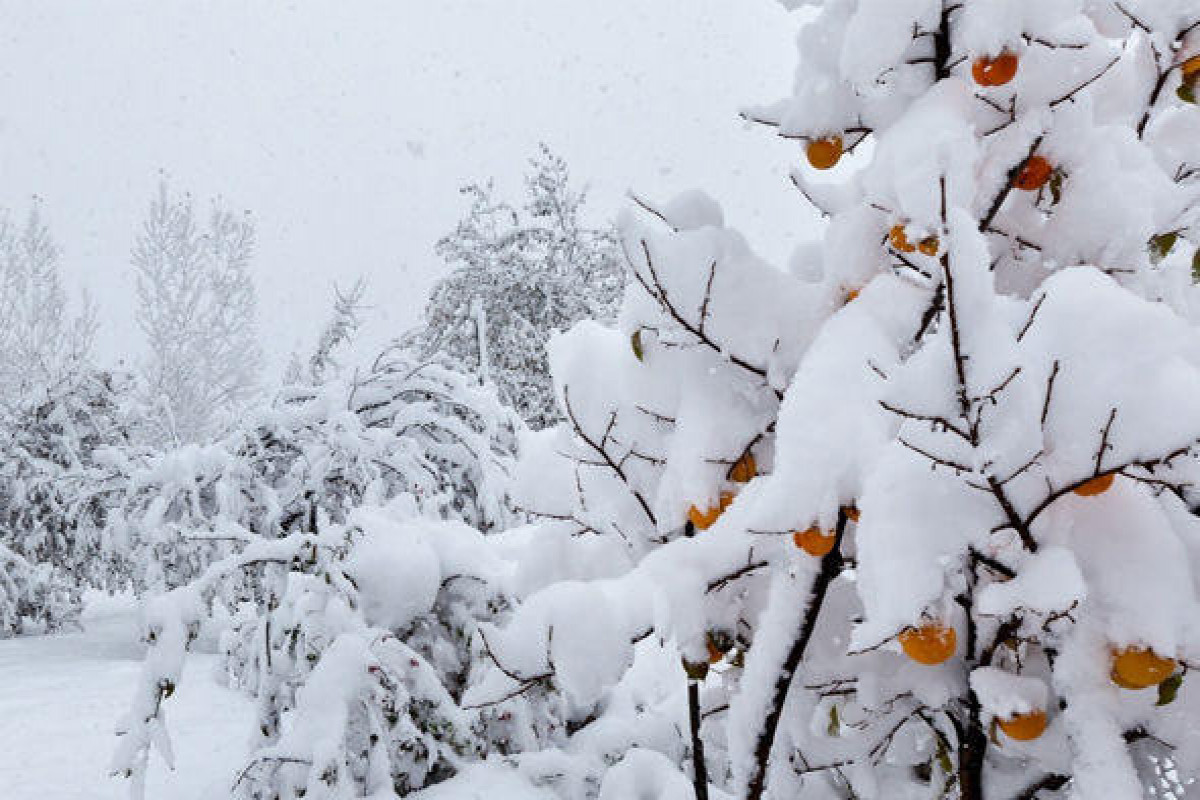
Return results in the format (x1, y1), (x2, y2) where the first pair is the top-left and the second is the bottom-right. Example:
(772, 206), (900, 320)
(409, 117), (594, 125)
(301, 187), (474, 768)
(0, 1), (816, 375)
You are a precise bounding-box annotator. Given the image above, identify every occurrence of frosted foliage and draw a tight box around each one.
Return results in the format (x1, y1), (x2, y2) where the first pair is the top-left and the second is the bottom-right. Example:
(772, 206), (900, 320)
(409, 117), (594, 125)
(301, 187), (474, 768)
(417, 146), (624, 430)
(134, 181), (263, 445)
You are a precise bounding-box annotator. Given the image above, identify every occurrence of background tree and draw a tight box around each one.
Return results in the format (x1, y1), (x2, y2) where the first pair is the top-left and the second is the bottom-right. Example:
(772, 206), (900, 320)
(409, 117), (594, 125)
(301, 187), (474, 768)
(134, 181), (263, 445)
(416, 145), (623, 430)
(0, 202), (119, 636)
(0, 203), (97, 406)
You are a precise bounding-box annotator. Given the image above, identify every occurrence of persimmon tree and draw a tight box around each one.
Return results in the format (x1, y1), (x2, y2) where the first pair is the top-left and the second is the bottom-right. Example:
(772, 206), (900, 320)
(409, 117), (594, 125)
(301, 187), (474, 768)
(476, 2), (1200, 799)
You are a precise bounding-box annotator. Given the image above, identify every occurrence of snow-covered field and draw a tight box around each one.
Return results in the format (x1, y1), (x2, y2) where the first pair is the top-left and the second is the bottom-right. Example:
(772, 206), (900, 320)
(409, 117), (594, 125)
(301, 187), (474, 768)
(0, 595), (252, 800)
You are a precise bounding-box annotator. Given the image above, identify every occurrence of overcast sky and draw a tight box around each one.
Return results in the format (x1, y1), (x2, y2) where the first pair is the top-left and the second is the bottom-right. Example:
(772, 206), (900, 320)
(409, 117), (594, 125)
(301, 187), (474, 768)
(1, 1), (817, 376)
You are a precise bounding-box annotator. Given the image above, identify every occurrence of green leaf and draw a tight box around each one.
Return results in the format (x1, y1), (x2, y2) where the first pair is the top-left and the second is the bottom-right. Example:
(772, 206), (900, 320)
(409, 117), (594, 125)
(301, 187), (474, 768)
(935, 734), (953, 776)
(1157, 673), (1184, 706)
(1179, 82), (1197, 105)
(1192, 249), (1200, 283)
(1048, 170), (1064, 206)
(827, 704), (840, 737)
(631, 329), (644, 362)
(1149, 232), (1179, 264)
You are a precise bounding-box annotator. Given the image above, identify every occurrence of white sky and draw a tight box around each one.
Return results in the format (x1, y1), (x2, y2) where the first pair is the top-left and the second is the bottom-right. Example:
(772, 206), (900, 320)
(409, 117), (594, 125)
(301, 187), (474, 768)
(0, 1), (818, 376)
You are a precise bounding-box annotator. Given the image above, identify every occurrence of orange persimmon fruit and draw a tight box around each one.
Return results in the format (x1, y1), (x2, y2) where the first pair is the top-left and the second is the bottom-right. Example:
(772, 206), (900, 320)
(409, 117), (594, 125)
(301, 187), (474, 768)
(728, 453), (757, 483)
(688, 491), (734, 531)
(899, 622), (957, 665)
(998, 710), (1048, 741)
(807, 136), (844, 170)
(1014, 155), (1053, 191)
(793, 526), (837, 557)
(973, 51), (1020, 87)
(1073, 472), (1115, 497)
(1111, 647), (1177, 690)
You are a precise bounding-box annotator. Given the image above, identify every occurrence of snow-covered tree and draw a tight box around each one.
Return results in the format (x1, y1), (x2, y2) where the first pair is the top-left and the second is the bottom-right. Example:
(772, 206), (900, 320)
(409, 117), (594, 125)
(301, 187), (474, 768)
(0, 203), (97, 406)
(417, 145), (623, 430)
(134, 181), (263, 445)
(468, 3), (1200, 799)
(113, 346), (523, 797)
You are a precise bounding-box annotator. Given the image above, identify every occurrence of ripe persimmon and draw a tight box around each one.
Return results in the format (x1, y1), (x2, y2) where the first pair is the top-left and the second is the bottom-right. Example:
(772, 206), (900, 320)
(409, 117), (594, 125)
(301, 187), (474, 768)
(729, 453), (757, 483)
(793, 526), (836, 557)
(1183, 54), (1200, 80)
(807, 136), (843, 170)
(1111, 646), (1177, 690)
(843, 288), (860, 304)
(1073, 472), (1115, 497)
(1014, 155), (1053, 191)
(899, 622), (957, 665)
(972, 51), (1020, 87)
(889, 224), (916, 253)
(688, 491), (734, 531)
(917, 236), (940, 256)
(842, 505), (860, 523)
(998, 709), (1047, 741)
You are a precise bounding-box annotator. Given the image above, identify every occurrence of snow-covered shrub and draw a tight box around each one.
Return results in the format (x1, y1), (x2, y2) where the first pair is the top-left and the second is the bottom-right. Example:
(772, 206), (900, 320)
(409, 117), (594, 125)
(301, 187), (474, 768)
(0, 370), (136, 634)
(113, 348), (523, 796)
(103, 345), (519, 596)
(415, 145), (624, 430)
(471, 2), (1200, 799)
(0, 540), (78, 637)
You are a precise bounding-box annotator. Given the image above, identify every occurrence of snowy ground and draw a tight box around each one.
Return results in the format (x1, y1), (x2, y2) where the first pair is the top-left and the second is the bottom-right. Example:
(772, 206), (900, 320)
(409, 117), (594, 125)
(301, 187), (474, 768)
(0, 594), (252, 800)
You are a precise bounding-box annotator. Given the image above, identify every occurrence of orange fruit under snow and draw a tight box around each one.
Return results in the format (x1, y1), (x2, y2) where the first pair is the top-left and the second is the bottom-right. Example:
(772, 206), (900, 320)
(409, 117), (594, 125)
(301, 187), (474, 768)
(1014, 155), (1053, 191)
(890, 225), (938, 256)
(1183, 55), (1200, 80)
(1073, 472), (1115, 497)
(842, 506), (860, 523)
(728, 453), (757, 483)
(972, 51), (1020, 87)
(998, 710), (1047, 741)
(899, 623), (957, 665)
(688, 491), (734, 531)
(889, 224), (916, 253)
(806, 136), (843, 170)
(1111, 647), (1177, 690)
(793, 526), (836, 557)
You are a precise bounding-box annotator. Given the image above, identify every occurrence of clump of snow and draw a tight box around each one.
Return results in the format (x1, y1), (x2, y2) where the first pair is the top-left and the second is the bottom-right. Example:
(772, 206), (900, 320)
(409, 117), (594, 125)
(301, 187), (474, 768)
(660, 189), (725, 231)
(971, 666), (1048, 718)
(346, 512), (441, 632)
(977, 546), (1085, 618)
(597, 747), (694, 800)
